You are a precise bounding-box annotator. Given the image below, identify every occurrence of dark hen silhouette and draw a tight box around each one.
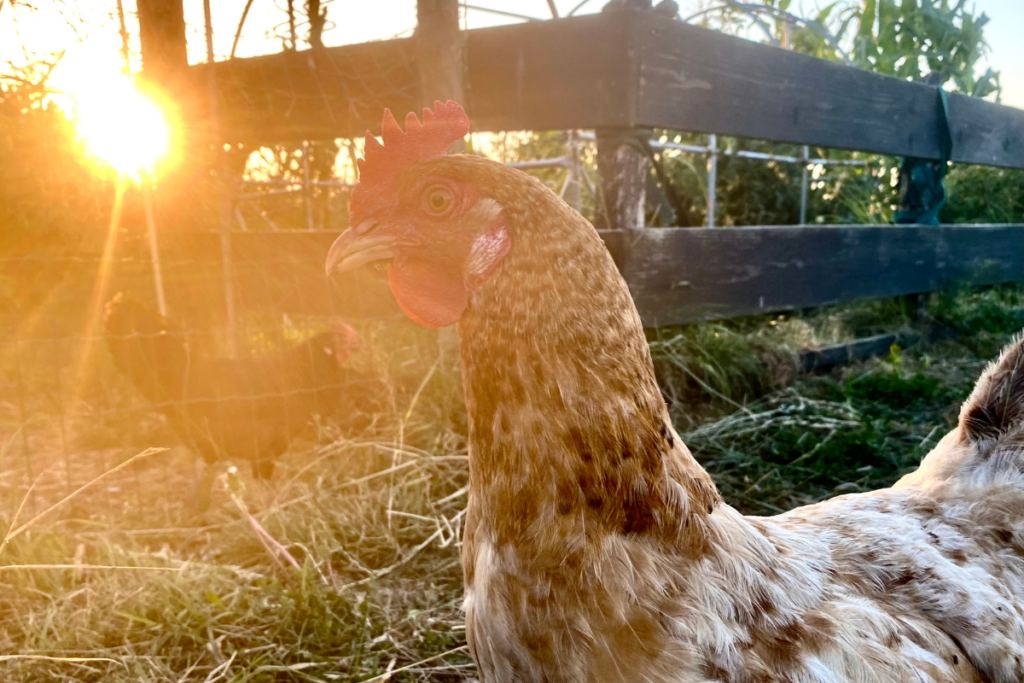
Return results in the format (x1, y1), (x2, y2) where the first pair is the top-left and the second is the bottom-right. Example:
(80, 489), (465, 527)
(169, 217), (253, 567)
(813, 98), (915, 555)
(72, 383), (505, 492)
(104, 293), (383, 479)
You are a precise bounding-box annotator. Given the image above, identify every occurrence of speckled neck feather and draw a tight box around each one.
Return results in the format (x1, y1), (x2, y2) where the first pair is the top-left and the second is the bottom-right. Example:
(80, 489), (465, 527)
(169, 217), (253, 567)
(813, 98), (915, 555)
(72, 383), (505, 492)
(424, 156), (720, 555)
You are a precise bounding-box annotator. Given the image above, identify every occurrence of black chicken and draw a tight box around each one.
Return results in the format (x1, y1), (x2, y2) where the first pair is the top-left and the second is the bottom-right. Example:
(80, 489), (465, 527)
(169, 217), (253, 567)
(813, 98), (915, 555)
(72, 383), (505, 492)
(104, 293), (382, 479)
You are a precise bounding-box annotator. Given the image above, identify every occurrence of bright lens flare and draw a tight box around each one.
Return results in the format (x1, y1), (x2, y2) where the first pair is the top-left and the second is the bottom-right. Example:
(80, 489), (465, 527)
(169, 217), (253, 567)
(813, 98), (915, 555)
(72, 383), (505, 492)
(75, 81), (169, 175)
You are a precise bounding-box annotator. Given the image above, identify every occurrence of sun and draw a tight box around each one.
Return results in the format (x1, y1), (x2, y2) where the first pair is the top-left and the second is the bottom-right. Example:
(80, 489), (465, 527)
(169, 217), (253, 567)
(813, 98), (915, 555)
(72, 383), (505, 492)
(73, 77), (171, 176)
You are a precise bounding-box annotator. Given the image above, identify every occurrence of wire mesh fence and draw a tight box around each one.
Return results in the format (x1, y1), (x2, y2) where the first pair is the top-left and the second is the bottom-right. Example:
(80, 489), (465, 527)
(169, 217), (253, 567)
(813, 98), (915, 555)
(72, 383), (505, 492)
(0, 240), (442, 524)
(0, 0), (1015, 534)
(0, 55), (907, 522)
(0, 121), (897, 531)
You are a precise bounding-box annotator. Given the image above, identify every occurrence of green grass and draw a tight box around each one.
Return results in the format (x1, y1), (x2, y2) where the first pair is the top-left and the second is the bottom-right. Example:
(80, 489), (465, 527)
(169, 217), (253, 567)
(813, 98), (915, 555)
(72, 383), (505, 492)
(662, 285), (1021, 513)
(0, 284), (1020, 681)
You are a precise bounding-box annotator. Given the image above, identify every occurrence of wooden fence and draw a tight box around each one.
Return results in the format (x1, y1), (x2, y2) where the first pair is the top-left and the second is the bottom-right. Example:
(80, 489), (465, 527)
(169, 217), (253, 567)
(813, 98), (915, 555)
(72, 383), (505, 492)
(133, 5), (1023, 328)
(108, 223), (1022, 328)
(193, 10), (1022, 168)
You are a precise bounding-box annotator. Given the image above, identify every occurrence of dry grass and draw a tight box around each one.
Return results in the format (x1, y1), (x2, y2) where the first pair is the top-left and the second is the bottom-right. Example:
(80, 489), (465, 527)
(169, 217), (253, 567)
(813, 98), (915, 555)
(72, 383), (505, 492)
(0, 437), (474, 682)
(0, 284), (1019, 681)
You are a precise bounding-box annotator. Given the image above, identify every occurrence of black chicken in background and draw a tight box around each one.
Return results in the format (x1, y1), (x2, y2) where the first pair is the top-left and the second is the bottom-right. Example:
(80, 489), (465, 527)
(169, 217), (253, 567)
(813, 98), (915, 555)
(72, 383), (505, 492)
(104, 293), (385, 481)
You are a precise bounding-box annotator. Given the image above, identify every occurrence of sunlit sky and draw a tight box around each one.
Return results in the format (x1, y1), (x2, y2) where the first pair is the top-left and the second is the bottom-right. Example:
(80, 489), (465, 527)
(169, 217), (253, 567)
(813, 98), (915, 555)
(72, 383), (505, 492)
(1, 0), (1021, 108)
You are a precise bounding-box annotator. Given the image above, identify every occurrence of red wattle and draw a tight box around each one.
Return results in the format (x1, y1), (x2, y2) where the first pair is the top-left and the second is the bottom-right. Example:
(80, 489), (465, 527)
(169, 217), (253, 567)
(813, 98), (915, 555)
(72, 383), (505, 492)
(387, 258), (468, 329)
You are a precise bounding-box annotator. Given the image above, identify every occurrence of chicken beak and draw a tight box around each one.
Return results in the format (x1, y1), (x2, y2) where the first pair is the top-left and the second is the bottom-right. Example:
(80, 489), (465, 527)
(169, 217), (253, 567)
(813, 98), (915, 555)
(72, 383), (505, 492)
(325, 228), (399, 277)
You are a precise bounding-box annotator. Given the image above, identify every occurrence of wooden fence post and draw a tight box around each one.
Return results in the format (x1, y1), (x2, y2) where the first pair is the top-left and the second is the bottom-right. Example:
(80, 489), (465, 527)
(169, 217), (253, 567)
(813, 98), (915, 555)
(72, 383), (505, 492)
(136, 0), (188, 86)
(417, 0), (465, 143)
(201, 0), (240, 357)
(135, 0), (192, 179)
(416, 0), (465, 396)
(135, 0), (192, 317)
(597, 130), (648, 231)
(140, 0), (240, 354)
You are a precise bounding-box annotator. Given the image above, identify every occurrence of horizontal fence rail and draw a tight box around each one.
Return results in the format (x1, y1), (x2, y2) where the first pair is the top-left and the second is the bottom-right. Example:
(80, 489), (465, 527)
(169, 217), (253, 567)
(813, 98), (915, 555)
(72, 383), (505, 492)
(60, 224), (1023, 328)
(619, 224), (1024, 326)
(192, 10), (1024, 168)
(627, 14), (1023, 168)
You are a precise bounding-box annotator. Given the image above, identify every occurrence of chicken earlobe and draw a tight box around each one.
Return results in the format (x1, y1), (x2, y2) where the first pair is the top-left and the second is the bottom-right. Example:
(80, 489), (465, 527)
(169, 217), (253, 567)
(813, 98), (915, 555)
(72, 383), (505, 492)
(386, 200), (510, 329)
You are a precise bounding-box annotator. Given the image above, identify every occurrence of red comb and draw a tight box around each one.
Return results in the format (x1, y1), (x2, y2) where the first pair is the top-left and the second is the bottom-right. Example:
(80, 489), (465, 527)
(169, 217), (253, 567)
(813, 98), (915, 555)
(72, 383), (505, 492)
(330, 320), (359, 346)
(350, 100), (470, 222)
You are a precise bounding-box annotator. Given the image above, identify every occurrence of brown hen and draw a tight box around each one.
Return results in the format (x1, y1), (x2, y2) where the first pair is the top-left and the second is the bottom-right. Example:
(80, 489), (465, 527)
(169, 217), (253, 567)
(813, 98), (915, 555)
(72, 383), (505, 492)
(326, 101), (1024, 683)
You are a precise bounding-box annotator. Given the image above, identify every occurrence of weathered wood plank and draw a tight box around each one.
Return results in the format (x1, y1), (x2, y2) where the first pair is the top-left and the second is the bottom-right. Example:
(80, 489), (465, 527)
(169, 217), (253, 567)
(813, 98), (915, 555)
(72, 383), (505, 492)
(192, 13), (631, 142)
(464, 14), (634, 132)
(124, 225), (1021, 328)
(192, 11), (1024, 168)
(118, 232), (400, 323)
(624, 224), (1024, 327)
(126, 230), (626, 323)
(418, 0), (465, 108)
(633, 13), (1024, 168)
(945, 93), (1024, 167)
(799, 334), (899, 373)
(189, 39), (420, 143)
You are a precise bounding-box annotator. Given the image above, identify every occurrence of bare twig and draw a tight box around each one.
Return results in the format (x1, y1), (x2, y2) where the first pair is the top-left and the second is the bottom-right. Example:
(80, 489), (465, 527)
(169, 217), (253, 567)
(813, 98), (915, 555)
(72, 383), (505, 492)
(224, 469), (328, 585)
(230, 0), (257, 59)
(0, 654), (124, 665)
(0, 564), (181, 572)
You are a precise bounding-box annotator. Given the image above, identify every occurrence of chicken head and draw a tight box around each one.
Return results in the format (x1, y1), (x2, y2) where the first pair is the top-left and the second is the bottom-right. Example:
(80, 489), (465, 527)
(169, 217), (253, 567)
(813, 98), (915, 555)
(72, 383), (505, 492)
(325, 101), (510, 328)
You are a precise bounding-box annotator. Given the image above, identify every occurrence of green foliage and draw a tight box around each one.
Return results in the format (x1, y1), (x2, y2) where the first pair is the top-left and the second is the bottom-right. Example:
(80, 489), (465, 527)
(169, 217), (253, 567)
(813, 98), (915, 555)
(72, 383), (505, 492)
(653, 131), (899, 227)
(931, 284), (1024, 336)
(664, 0), (1005, 227)
(659, 284), (1021, 513)
(826, 296), (916, 338)
(940, 165), (1024, 224)
(651, 324), (783, 406)
(0, 63), (116, 250)
(930, 283), (1024, 357)
(761, 0), (1000, 98)
(833, 360), (956, 419)
(686, 332), (977, 514)
(500, 130), (569, 187)
(498, 130), (598, 223)
(763, 0), (861, 61)
(684, 384), (928, 514)
(851, 0), (999, 97)
(714, 149), (801, 226)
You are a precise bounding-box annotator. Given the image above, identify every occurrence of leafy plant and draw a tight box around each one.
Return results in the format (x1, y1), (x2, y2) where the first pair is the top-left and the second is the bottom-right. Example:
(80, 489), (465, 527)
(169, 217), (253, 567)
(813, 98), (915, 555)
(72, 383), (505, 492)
(0, 60), (117, 251)
(668, 0), (1009, 227)
(754, 0), (1000, 98)
(940, 165), (1024, 224)
(238, 138), (347, 231)
(851, 0), (1000, 97)
(650, 323), (795, 424)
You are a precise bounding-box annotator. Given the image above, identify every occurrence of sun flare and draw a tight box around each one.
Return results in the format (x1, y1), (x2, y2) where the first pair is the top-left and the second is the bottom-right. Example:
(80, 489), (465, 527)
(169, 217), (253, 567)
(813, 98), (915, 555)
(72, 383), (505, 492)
(74, 78), (170, 176)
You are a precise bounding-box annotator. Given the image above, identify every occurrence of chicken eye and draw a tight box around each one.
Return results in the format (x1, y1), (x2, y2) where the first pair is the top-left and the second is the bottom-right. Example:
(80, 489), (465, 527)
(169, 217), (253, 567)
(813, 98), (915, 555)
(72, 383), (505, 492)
(423, 186), (454, 214)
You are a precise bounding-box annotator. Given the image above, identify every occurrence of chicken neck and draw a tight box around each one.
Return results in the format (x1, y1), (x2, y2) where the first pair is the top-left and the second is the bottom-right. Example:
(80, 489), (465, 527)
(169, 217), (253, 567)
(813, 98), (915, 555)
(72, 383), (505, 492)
(451, 160), (720, 554)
